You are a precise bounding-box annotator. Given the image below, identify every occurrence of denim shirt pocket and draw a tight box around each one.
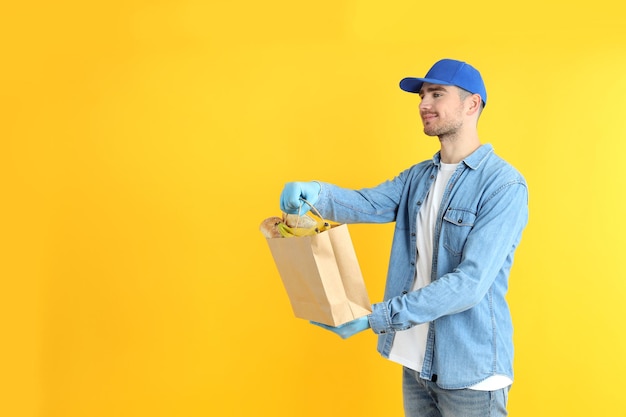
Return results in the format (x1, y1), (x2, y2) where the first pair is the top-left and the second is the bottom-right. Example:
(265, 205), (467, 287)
(442, 208), (476, 257)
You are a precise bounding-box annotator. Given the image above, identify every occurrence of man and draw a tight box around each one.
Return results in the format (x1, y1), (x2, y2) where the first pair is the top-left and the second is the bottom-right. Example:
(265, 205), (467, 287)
(280, 58), (528, 417)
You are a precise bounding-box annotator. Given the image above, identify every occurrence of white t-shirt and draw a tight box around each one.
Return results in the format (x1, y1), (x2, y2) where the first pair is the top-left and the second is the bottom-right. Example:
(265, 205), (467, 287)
(387, 162), (512, 391)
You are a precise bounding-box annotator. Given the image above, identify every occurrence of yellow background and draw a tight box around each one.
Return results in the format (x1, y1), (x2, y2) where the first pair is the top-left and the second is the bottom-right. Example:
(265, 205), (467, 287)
(2, 1), (625, 416)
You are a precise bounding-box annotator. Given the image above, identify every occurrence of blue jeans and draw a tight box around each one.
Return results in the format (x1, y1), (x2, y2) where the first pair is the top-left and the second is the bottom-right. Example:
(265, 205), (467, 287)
(402, 368), (509, 417)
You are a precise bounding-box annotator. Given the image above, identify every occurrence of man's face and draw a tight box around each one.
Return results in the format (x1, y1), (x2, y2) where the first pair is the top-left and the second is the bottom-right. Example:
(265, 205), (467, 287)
(418, 83), (466, 138)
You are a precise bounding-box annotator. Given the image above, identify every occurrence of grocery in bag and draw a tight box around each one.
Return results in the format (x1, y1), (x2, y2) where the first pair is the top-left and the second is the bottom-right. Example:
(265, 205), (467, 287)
(260, 205), (371, 326)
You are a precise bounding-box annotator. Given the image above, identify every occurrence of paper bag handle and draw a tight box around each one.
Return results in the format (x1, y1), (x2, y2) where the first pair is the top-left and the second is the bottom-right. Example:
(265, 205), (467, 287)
(298, 198), (326, 226)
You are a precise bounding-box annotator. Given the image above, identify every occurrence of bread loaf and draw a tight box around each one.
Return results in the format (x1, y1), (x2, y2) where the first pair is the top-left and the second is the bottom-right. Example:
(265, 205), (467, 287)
(259, 216), (283, 239)
(283, 213), (318, 229)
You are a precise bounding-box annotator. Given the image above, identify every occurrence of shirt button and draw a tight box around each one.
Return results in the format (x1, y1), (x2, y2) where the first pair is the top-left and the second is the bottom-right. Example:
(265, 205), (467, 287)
(457, 219), (463, 223)
(402, 291), (408, 295)
(416, 201), (422, 205)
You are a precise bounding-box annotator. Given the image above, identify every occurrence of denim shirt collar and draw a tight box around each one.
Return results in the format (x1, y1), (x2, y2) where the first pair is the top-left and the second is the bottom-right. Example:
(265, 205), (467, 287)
(432, 143), (494, 170)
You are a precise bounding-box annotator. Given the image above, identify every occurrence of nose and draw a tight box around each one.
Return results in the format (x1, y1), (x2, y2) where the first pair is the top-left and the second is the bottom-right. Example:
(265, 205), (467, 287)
(419, 96), (430, 111)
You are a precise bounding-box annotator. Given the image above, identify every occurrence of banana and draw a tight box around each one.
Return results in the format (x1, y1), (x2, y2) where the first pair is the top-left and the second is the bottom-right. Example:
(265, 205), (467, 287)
(317, 221), (331, 232)
(276, 222), (295, 238)
(261, 214), (333, 239)
(277, 222), (319, 238)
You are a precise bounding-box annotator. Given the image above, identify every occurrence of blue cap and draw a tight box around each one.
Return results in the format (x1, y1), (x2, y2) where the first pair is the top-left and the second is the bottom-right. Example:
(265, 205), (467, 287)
(399, 59), (487, 107)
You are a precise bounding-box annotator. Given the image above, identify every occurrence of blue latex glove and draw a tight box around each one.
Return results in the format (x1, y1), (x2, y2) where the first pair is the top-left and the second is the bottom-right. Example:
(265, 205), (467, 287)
(310, 316), (370, 339)
(279, 181), (321, 215)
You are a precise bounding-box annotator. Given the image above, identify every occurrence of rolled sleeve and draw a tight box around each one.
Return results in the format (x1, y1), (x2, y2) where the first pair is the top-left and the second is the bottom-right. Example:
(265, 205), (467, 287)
(368, 302), (394, 335)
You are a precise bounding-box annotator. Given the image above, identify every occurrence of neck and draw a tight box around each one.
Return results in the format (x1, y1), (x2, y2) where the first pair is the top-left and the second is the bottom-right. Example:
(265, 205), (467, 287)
(438, 132), (481, 164)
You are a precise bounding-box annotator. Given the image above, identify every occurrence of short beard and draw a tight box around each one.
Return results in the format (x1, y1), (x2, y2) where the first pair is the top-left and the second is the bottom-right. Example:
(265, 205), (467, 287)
(423, 103), (465, 139)
(423, 118), (463, 138)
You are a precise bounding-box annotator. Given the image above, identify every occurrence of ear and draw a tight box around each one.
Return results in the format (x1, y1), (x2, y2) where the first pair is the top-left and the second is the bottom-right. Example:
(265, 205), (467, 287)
(466, 93), (482, 116)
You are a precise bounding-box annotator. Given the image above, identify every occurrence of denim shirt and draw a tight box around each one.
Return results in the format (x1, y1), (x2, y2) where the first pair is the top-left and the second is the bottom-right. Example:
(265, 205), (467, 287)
(314, 144), (528, 389)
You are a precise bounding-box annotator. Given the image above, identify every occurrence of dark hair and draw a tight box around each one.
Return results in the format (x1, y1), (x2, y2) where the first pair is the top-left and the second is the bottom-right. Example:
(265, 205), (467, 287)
(459, 88), (484, 116)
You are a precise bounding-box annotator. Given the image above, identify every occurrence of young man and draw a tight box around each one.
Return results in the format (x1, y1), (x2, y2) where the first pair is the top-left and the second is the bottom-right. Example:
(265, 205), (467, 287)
(280, 58), (528, 417)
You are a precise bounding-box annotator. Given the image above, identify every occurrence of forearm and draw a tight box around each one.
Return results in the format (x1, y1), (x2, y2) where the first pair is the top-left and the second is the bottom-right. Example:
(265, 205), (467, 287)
(314, 181), (401, 224)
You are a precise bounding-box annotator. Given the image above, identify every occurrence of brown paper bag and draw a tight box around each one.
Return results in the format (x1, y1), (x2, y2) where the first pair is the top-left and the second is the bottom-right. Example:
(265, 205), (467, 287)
(266, 224), (371, 326)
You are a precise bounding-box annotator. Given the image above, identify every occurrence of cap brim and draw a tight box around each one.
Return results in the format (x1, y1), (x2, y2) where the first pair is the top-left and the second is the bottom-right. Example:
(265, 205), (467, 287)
(399, 77), (455, 93)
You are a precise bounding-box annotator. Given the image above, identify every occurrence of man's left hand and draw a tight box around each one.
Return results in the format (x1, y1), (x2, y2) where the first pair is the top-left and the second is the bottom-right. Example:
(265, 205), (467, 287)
(310, 316), (370, 339)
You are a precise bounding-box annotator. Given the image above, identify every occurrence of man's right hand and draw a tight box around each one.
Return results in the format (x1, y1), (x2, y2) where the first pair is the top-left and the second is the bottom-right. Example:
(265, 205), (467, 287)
(279, 181), (321, 215)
